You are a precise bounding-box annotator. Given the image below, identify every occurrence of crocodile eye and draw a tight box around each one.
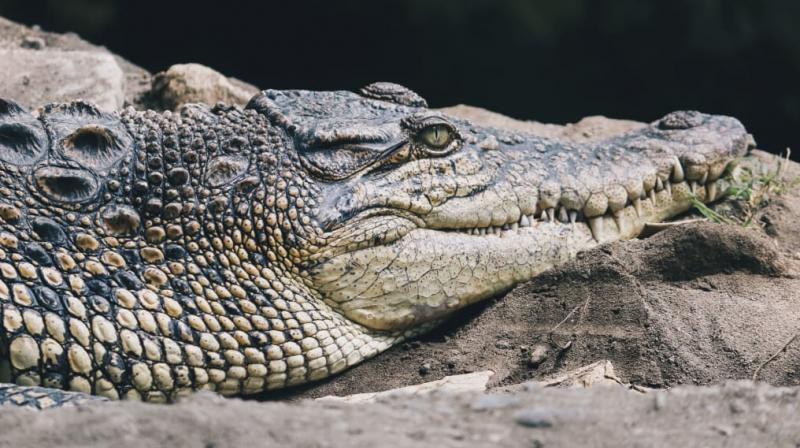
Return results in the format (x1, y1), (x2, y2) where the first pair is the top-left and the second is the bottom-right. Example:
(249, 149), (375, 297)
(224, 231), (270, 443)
(418, 124), (453, 149)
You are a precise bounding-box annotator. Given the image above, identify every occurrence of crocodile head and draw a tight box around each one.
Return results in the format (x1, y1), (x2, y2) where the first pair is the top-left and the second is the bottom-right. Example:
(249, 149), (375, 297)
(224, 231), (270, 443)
(249, 83), (751, 332)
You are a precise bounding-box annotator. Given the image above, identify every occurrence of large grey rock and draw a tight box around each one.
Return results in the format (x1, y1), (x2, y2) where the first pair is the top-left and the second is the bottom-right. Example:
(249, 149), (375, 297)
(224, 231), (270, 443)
(0, 48), (125, 111)
(0, 16), (151, 109)
(150, 63), (260, 110)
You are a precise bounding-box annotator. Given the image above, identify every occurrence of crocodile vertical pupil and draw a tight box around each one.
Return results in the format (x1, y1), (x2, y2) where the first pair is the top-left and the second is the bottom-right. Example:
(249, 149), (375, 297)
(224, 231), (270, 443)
(420, 125), (451, 148)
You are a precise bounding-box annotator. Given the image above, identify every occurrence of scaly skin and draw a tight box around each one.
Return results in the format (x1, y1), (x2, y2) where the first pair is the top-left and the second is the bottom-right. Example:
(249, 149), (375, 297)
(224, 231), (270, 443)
(0, 83), (750, 408)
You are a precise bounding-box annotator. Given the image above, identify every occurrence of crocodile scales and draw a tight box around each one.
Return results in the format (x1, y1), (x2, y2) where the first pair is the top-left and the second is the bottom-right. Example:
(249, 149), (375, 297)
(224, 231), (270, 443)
(0, 82), (750, 408)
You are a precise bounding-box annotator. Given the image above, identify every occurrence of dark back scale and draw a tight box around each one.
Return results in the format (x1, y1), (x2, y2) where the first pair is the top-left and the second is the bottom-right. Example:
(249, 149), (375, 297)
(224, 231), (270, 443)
(0, 100), (402, 404)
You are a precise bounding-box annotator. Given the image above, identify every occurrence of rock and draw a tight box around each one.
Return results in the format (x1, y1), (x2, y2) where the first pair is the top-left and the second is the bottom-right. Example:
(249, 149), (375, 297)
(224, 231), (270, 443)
(512, 408), (557, 428)
(150, 63), (259, 110)
(2, 381), (799, 447)
(418, 362), (432, 375)
(0, 16), (151, 108)
(315, 370), (494, 404)
(539, 360), (625, 389)
(0, 49), (124, 111)
(439, 104), (645, 141)
(527, 344), (550, 367)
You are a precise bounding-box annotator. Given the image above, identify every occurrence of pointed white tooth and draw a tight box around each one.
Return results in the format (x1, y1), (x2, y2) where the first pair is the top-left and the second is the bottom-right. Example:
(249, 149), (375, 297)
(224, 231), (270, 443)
(656, 177), (664, 191)
(520, 215), (531, 227)
(612, 210), (623, 230)
(479, 228), (486, 235)
(707, 182), (718, 201)
(633, 198), (643, 217)
(546, 208), (555, 222)
(665, 181), (672, 195)
(569, 210), (577, 224)
(690, 181), (698, 194)
(700, 171), (708, 185)
(511, 222), (519, 231)
(588, 217), (603, 241)
(558, 206), (568, 223)
(672, 158), (685, 182)
(649, 189), (656, 203)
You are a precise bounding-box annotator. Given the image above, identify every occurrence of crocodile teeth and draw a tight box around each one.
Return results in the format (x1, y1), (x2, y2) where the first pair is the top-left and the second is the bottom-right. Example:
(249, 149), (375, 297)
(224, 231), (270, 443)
(588, 217), (603, 241)
(520, 215), (531, 227)
(612, 211), (623, 230)
(664, 181), (672, 196)
(569, 210), (577, 224)
(655, 177), (664, 192)
(690, 181), (698, 194)
(672, 158), (685, 182)
(700, 171), (708, 185)
(511, 222), (519, 231)
(633, 198), (643, 217)
(707, 182), (718, 201)
(479, 228), (486, 235)
(558, 206), (569, 223)
(545, 208), (555, 222)
(649, 189), (656, 204)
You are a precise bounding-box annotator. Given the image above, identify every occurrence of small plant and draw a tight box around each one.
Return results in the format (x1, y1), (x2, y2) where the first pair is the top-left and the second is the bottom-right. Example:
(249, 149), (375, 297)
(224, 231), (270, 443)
(689, 149), (795, 227)
(688, 193), (735, 225)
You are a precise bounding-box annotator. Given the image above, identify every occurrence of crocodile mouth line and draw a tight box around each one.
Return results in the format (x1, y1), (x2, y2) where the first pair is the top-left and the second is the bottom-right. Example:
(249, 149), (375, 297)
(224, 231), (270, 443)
(435, 172), (731, 242)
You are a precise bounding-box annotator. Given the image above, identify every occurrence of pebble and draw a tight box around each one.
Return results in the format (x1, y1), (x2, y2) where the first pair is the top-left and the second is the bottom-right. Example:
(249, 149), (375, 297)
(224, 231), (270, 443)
(528, 344), (550, 367)
(419, 362), (432, 375)
(512, 408), (556, 428)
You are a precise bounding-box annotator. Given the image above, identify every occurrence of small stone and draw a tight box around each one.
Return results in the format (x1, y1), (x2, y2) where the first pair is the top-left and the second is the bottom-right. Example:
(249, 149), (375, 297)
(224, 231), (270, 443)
(528, 344), (550, 368)
(513, 408), (556, 428)
(495, 339), (512, 350)
(151, 63), (259, 110)
(419, 362), (432, 375)
(20, 36), (45, 50)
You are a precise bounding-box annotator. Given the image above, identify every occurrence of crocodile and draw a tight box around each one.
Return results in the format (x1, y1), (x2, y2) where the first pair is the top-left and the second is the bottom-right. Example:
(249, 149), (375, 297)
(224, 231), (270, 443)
(0, 82), (750, 408)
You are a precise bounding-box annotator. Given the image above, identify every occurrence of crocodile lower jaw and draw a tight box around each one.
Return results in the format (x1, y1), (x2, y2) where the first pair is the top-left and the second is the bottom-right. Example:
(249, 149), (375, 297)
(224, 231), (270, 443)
(437, 178), (726, 243)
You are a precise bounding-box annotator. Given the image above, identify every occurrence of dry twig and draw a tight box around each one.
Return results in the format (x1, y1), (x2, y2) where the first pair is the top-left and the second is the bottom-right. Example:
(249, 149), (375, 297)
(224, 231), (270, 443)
(752, 332), (799, 382)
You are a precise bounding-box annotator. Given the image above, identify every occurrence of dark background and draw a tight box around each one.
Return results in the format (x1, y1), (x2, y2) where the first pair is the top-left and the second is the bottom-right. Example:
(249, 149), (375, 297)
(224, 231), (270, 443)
(2, 0), (798, 157)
